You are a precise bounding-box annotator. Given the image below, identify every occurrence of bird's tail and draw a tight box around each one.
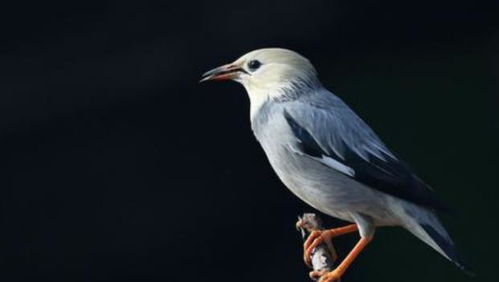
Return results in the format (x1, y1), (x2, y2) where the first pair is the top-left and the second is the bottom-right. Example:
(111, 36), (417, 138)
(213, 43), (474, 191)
(403, 208), (473, 275)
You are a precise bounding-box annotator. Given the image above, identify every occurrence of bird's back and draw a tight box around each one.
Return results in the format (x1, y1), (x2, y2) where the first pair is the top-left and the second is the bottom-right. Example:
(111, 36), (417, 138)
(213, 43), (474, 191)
(251, 87), (448, 214)
(250, 88), (390, 223)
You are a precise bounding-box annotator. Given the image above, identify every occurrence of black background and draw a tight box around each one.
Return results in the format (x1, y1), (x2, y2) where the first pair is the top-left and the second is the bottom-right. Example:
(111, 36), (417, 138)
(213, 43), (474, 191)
(1, 1), (498, 281)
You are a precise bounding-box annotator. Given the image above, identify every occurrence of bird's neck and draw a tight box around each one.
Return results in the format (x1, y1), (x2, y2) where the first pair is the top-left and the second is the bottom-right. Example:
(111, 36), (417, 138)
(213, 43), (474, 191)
(248, 88), (273, 120)
(246, 79), (322, 120)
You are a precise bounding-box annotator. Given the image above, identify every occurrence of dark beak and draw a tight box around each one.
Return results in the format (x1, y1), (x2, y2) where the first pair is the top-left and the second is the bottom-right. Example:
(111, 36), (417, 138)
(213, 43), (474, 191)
(200, 63), (246, 83)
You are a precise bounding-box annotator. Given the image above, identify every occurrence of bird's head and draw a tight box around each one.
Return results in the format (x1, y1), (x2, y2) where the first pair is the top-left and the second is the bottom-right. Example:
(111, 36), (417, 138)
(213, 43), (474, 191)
(201, 48), (320, 112)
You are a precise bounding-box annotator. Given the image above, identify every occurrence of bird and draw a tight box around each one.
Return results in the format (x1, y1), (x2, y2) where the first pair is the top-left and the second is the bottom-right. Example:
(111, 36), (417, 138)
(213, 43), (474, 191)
(200, 48), (469, 281)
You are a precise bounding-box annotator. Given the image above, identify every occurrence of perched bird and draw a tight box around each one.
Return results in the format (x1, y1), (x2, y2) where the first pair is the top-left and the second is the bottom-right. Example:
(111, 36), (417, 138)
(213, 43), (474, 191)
(201, 48), (468, 281)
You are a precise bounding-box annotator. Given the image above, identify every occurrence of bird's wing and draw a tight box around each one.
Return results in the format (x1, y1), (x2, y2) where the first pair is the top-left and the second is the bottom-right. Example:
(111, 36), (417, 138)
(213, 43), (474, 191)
(283, 90), (448, 211)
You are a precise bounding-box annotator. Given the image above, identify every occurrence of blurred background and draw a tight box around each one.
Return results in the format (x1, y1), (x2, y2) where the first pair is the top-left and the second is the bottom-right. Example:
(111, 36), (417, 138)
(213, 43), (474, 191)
(0, 0), (497, 281)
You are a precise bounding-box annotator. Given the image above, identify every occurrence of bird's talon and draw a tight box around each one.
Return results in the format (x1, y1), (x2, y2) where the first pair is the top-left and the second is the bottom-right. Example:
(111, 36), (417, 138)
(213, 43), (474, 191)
(303, 250), (313, 268)
(303, 229), (337, 268)
(318, 270), (341, 282)
(303, 230), (323, 267)
(303, 230), (322, 250)
(309, 269), (328, 280)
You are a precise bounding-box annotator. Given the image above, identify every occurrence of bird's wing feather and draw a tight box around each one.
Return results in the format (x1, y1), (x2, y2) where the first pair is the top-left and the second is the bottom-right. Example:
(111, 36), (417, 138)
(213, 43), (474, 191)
(283, 89), (448, 211)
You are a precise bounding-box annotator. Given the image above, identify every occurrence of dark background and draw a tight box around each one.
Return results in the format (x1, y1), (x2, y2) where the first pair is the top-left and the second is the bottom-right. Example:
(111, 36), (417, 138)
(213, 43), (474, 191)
(0, 0), (498, 281)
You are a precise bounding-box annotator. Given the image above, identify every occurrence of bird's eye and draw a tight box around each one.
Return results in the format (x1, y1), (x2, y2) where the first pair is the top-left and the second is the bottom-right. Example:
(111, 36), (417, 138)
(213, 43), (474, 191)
(247, 60), (262, 71)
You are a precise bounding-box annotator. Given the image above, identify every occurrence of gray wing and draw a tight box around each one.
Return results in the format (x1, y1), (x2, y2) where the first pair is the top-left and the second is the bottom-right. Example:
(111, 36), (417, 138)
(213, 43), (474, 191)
(283, 89), (448, 211)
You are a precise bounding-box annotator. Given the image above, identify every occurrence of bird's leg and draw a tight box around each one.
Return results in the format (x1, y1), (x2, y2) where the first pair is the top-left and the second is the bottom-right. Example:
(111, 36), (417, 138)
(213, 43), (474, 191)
(318, 236), (372, 282)
(303, 224), (358, 267)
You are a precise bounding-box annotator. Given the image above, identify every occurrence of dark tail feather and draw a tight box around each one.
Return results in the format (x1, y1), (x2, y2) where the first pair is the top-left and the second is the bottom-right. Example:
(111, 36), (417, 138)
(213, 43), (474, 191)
(420, 224), (475, 276)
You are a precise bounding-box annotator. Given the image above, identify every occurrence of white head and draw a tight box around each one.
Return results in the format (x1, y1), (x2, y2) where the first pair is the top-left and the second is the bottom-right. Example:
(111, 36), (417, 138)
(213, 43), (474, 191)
(201, 48), (321, 117)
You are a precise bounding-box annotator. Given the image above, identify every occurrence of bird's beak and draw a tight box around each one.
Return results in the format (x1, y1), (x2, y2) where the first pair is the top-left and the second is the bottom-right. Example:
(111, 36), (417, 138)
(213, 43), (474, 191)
(200, 63), (246, 83)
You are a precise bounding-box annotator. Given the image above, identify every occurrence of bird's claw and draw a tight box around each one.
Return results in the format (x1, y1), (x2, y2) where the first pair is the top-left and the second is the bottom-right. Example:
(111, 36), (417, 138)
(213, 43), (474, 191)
(317, 270), (341, 282)
(303, 230), (322, 267)
(309, 269), (328, 280)
(303, 230), (338, 268)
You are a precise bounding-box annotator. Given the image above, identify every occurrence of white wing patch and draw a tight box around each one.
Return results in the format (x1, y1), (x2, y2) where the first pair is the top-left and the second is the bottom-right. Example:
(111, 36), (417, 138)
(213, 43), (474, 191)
(286, 143), (355, 177)
(318, 156), (355, 177)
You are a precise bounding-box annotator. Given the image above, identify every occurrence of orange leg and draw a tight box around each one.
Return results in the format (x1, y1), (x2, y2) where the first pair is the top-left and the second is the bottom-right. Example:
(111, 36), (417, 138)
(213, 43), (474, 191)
(319, 237), (372, 282)
(303, 224), (358, 267)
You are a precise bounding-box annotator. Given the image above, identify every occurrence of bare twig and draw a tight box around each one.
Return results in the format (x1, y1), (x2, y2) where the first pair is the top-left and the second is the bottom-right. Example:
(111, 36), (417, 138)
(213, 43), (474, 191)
(296, 213), (338, 281)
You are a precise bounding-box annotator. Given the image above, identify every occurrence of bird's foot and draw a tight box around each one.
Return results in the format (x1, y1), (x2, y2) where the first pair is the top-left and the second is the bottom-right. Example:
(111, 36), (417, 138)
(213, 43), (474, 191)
(317, 269), (341, 282)
(303, 230), (338, 267)
(309, 269), (328, 280)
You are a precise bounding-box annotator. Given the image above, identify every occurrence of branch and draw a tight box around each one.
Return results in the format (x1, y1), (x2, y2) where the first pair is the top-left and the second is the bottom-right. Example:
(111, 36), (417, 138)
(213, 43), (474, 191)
(296, 213), (338, 281)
